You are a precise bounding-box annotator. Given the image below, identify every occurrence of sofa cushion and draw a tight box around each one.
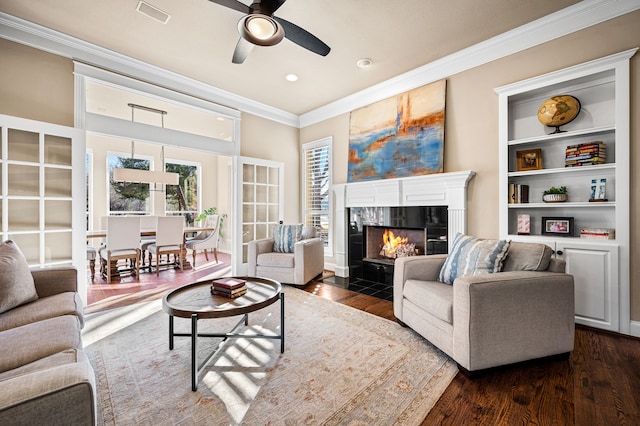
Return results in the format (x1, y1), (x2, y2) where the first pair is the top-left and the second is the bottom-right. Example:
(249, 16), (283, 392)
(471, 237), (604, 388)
(272, 224), (303, 253)
(0, 240), (38, 314)
(0, 348), (86, 382)
(502, 242), (554, 272)
(0, 292), (84, 332)
(0, 315), (81, 373)
(257, 252), (295, 268)
(439, 233), (510, 285)
(403, 279), (454, 324)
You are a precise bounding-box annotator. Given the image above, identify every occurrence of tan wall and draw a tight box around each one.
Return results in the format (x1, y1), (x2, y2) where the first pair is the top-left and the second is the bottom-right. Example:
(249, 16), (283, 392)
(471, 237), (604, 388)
(240, 113), (301, 224)
(0, 38), (74, 126)
(300, 10), (640, 321)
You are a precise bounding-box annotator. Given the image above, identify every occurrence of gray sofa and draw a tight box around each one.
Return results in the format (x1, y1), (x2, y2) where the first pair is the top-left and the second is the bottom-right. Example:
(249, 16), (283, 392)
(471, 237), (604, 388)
(0, 241), (96, 425)
(393, 240), (575, 373)
(248, 225), (324, 285)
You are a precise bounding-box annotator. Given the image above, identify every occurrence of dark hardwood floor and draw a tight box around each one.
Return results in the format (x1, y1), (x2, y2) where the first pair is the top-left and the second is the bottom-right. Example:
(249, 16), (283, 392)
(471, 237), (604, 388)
(86, 257), (640, 425)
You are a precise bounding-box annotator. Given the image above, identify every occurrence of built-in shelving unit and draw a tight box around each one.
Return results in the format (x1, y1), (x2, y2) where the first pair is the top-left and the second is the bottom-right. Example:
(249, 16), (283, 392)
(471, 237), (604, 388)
(0, 115), (84, 270)
(495, 48), (637, 334)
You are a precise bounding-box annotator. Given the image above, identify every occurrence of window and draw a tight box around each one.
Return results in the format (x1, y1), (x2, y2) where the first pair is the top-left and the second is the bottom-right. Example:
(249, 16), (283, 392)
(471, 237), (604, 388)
(165, 160), (200, 225)
(107, 152), (151, 215)
(302, 138), (332, 254)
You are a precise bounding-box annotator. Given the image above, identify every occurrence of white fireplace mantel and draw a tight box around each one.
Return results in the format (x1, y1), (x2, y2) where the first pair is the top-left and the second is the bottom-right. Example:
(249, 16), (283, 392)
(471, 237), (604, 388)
(332, 170), (476, 277)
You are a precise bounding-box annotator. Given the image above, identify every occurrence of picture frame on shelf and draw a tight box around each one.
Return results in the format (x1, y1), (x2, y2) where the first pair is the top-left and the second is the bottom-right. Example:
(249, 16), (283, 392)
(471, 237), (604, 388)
(516, 148), (543, 171)
(517, 213), (530, 235)
(541, 216), (574, 237)
(589, 178), (607, 201)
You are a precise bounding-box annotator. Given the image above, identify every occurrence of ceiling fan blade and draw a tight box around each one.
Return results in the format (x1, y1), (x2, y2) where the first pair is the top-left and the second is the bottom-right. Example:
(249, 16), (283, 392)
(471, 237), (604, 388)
(232, 37), (255, 64)
(259, 0), (287, 15)
(208, 0), (250, 14)
(273, 16), (330, 56)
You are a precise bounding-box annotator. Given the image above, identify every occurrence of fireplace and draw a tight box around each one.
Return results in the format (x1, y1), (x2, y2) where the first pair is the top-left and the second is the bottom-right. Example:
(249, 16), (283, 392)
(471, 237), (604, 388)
(348, 206), (447, 285)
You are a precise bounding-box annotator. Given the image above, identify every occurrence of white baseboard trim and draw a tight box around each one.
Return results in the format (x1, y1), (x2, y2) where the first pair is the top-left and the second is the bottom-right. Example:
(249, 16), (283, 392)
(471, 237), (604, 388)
(629, 321), (640, 338)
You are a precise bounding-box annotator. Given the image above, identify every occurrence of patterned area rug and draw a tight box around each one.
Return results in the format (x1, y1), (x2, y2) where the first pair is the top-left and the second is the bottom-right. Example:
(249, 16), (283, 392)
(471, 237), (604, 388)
(83, 286), (457, 425)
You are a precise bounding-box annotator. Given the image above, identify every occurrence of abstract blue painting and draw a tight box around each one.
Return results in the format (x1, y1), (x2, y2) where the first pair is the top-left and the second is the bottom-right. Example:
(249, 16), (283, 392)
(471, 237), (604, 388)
(348, 80), (446, 182)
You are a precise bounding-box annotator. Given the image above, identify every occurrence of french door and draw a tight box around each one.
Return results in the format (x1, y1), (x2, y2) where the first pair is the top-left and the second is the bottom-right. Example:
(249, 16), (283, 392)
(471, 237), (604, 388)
(232, 156), (284, 275)
(0, 114), (86, 299)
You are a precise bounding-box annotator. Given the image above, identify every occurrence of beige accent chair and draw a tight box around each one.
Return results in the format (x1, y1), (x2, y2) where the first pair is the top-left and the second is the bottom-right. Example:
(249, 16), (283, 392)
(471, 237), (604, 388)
(393, 241), (575, 374)
(248, 226), (324, 285)
(147, 216), (184, 276)
(99, 216), (141, 283)
(185, 214), (220, 266)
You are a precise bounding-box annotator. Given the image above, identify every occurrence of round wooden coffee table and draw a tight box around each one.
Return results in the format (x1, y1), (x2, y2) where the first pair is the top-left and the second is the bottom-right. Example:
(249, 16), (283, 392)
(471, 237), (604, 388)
(162, 276), (284, 391)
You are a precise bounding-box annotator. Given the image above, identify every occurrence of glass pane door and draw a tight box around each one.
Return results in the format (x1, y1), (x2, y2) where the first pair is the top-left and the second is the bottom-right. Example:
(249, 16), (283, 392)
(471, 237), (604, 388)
(232, 156), (283, 275)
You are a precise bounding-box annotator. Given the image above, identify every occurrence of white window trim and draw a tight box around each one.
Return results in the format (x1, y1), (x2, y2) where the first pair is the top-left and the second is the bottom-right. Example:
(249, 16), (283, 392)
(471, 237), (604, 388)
(164, 157), (201, 217)
(302, 137), (333, 256)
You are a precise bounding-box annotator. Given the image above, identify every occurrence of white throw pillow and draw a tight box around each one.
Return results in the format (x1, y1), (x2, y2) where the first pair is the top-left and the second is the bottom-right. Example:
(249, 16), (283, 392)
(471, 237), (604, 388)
(439, 233), (511, 285)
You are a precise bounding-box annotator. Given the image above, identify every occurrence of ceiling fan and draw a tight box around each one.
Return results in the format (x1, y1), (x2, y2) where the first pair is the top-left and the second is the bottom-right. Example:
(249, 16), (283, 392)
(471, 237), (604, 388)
(208, 0), (331, 64)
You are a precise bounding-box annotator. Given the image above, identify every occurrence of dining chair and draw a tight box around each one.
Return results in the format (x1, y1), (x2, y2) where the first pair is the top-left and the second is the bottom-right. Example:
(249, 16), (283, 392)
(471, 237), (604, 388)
(147, 216), (184, 276)
(99, 216), (141, 283)
(185, 214), (220, 266)
(139, 215), (158, 268)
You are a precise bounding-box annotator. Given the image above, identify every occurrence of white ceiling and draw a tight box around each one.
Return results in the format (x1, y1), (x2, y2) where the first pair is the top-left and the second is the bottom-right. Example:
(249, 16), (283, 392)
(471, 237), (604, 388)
(0, 0), (595, 116)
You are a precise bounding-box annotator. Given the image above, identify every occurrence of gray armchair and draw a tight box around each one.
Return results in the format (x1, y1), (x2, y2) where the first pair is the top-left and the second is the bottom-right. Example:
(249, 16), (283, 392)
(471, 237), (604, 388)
(248, 226), (324, 285)
(393, 240), (575, 374)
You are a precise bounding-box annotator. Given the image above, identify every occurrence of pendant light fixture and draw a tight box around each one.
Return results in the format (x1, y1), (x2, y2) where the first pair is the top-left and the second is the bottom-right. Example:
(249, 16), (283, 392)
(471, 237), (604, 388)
(112, 103), (179, 188)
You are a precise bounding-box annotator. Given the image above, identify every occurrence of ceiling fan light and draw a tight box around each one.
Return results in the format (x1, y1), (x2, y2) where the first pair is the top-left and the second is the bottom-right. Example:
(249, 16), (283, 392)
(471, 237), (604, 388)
(238, 14), (284, 46)
(247, 16), (275, 39)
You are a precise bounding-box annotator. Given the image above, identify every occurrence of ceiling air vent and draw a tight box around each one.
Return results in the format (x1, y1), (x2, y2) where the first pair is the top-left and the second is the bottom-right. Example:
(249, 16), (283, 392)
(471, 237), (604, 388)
(136, 1), (171, 24)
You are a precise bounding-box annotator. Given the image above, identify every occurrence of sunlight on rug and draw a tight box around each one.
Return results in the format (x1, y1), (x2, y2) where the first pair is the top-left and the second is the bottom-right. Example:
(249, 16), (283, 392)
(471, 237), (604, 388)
(83, 286), (457, 425)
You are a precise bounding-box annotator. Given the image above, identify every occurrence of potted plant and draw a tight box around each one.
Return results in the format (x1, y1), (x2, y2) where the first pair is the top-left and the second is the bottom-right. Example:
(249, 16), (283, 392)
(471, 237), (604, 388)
(195, 207), (227, 238)
(542, 186), (568, 203)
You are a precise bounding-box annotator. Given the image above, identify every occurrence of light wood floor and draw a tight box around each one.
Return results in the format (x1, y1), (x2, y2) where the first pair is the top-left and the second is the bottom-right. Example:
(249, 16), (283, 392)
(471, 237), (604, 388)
(86, 255), (640, 425)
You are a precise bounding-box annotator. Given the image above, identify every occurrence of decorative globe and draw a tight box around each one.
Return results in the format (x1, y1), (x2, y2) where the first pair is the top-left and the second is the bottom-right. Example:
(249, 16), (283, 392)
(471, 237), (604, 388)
(537, 95), (581, 134)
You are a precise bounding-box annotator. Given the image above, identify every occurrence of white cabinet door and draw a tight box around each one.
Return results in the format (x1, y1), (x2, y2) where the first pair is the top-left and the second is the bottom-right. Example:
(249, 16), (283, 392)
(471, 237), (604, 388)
(555, 241), (619, 331)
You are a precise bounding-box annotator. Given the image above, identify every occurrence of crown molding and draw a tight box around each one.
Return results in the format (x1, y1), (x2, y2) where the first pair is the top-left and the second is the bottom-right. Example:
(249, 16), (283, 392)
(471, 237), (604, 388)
(299, 0), (640, 127)
(1, 1), (639, 130)
(0, 12), (300, 127)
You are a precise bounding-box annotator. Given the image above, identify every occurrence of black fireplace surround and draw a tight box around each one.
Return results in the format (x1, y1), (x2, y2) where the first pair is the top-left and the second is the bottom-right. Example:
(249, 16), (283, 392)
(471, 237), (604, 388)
(348, 206), (448, 285)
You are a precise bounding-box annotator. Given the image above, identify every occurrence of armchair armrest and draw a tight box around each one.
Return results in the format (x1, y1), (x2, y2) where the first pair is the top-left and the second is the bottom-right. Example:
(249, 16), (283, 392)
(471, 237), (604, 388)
(393, 255), (447, 320)
(247, 238), (275, 276)
(452, 271), (575, 371)
(31, 267), (78, 298)
(293, 237), (324, 284)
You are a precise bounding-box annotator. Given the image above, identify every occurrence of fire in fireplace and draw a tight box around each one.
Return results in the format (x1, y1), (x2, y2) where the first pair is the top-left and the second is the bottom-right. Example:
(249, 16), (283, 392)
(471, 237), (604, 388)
(366, 226), (426, 261)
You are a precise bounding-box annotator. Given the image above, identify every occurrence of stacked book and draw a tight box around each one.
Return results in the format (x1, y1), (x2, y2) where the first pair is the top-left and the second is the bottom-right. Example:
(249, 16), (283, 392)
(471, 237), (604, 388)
(210, 277), (247, 298)
(565, 142), (606, 167)
(580, 228), (615, 240)
(508, 183), (529, 204)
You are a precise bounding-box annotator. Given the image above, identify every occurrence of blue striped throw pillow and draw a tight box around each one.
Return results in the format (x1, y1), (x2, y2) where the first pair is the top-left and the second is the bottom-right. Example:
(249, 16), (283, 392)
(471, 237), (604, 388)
(272, 224), (303, 253)
(439, 233), (511, 285)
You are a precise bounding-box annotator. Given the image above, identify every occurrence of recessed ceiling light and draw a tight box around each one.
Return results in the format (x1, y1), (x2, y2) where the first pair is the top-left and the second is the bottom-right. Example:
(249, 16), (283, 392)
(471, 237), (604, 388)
(286, 74), (299, 82)
(356, 58), (373, 69)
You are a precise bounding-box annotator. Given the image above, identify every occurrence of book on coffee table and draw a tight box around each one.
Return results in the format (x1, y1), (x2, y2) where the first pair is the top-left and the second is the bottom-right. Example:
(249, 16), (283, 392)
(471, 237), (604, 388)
(211, 287), (248, 298)
(211, 277), (246, 290)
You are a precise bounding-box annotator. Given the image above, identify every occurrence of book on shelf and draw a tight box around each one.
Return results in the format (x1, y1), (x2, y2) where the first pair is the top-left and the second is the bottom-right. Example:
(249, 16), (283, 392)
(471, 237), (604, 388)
(565, 142), (606, 167)
(580, 228), (615, 240)
(508, 183), (529, 204)
(211, 277), (246, 290)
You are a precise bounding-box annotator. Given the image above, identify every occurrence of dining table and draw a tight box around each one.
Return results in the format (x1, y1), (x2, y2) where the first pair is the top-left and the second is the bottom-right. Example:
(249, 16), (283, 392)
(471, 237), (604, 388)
(87, 226), (216, 278)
